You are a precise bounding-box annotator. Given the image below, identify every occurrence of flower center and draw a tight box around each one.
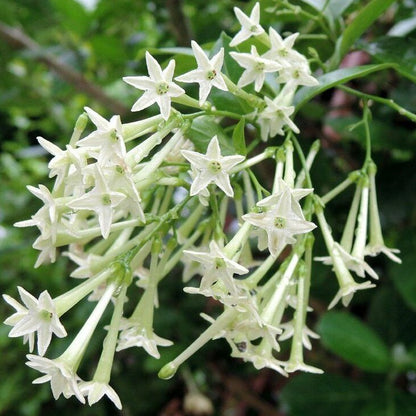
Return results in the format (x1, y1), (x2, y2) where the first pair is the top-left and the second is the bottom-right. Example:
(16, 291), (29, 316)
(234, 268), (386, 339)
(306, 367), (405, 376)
(208, 160), (222, 173)
(214, 257), (226, 269)
(39, 309), (52, 322)
(250, 24), (258, 33)
(255, 61), (265, 72)
(102, 194), (112, 205)
(207, 69), (217, 80)
(156, 82), (170, 95)
(293, 70), (300, 79)
(274, 216), (286, 228)
(279, 48), (288, 57)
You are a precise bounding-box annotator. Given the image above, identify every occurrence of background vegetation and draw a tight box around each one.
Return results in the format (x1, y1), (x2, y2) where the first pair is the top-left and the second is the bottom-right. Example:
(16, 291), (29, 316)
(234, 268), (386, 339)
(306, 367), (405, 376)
(1, 0), (416, 415)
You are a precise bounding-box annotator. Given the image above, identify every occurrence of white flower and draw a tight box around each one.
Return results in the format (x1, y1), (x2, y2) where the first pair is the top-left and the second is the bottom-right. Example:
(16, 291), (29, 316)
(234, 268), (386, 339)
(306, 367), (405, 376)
(183, 241), (248, 296)
(101, 164), (145, 222)
(278, 320), (320, 350)
(243, 183), (316, 257)
(116, 322), (173, 359)
(68, 165), (126, 239)
(15, 185), (60, 246)
(79, 381), (122, 409)
(275, 54), (319, 87)
(37, 137), (88, 190)
(257, 97), (299, 141)
(285, 361), (323, 374)
(230, 2), (265, 47)
(77, 107), (126, 165)
(329, 279), (375, 309)
(3, 287), (67, 356)
(123, 52), (185, 120)
(175, 41), (227, 105)
(32, 235), (58, 267)
(181, 135), (244, 197)
(230, 46), (282, 92)
(315, 242), (379, 280)
(26, 354), (84, 403)
(230, 341), (288, 376)
(263, 28), (301, 66)
(365, 243), (401, 263)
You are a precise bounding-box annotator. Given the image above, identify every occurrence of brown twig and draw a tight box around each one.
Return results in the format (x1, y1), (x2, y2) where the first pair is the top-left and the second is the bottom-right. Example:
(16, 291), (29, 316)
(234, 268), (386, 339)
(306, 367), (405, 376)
(166, 0), (193, 46)
(0, 22), (129, 116)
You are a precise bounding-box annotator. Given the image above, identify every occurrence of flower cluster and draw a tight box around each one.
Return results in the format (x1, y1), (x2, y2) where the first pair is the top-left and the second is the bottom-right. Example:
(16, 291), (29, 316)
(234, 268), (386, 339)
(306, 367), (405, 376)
(3, 2), (399, 410)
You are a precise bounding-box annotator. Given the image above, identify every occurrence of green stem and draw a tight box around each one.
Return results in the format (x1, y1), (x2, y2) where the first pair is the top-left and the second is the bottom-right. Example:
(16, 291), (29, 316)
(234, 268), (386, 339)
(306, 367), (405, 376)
(291, 134), (313, 189)
(320, 176), (354, 205)
(339, 85), (416, 123)
(93, 284), (127, 383)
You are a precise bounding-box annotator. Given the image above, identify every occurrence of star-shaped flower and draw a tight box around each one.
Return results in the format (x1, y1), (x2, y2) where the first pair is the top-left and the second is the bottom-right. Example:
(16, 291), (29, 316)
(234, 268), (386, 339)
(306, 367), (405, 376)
(79, 381), (122, 409)
(315, 242), (379, 280)
(183, 240), (248, 296)
(37, 137), (88, 190)
(263, 28), (302, 66)
(68, 165), (126, 239)
(116, 322), (173, 359)
(3, 287), (67, 356)
(257, 97), (299, 141)
(26, 354), (84, 402)
(230, 46), (282, 92)
(181, 135), (244, 197)
(275, 54), (319, 87)
(230, 2), (265, 47)
(123, 52), (185, 120)
(329, 279), (375, 309)
(77, 107), (126, 165)
(243, 183), (316, 257)
(175, 41), (227, 105)
(278, 320), (320, 350)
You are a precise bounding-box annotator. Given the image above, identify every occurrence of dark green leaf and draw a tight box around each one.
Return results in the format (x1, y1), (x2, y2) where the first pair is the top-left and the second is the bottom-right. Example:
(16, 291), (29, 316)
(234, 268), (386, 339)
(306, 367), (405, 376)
(280, 373), (372, 416)
(189, 116), (234, 154)
(294, 64), (393, 110)
(360, 390), (416, 416)
(318, 311), (391, 372)
(232, 118), (246, 155)
(212, 32), (243, 84)
(330, 0), (396, 68)
(389, 230), (416, 311)
(359, 36), (416, 83)
(368, 286), (416, 347)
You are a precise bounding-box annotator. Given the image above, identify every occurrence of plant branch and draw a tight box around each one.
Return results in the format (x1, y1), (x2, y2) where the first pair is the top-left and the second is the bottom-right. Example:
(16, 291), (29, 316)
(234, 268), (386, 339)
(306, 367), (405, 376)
(0, 22), (129, 116)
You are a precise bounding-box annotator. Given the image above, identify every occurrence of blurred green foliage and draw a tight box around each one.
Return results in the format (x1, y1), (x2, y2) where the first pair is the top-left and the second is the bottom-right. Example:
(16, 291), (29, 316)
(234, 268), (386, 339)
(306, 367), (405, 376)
(1, 0), (416, 415)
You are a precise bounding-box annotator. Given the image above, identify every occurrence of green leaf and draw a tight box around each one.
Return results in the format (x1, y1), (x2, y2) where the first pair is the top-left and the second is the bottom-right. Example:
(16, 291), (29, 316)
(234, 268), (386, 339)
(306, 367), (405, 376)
(389, 230), (416, 311)
(280, 373), (372, 416)
(90, 35), (127, 65)
(294, 64), (393, 110)
(49, 0), (91, 36)
(330, 0), (396, 68)
(359, 36), (416, 83)
(189, 116), (234, 155)
(368, 286), (416, 347)
(360, 390), (416, 416)
(212, 32), (243, 84)
(232, 118), (247, 156)
(318, 311), (391, 372)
